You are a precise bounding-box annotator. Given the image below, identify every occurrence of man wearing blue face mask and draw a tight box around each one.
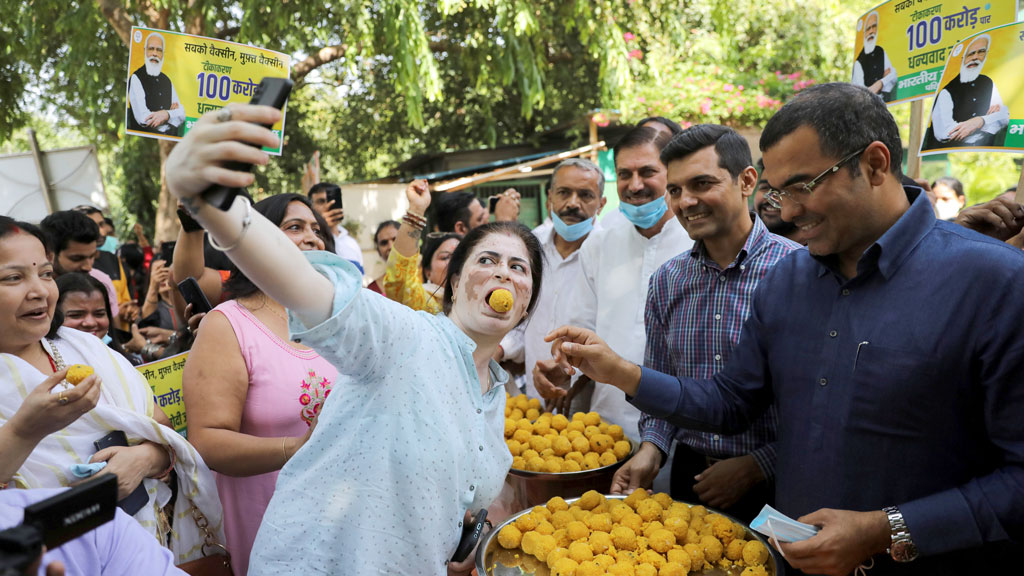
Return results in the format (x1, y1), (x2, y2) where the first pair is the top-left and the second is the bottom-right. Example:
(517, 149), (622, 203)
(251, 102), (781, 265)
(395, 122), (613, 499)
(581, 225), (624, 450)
(614, 125), (800, 523)
(496, 159), (606, 400)
(535, 125), (693, 439)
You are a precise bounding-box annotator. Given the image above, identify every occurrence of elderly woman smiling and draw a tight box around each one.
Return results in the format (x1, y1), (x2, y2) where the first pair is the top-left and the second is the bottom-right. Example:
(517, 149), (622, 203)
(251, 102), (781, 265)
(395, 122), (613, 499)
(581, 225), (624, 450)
(0, 217), (223, 565)
(165, 103), (544, 575)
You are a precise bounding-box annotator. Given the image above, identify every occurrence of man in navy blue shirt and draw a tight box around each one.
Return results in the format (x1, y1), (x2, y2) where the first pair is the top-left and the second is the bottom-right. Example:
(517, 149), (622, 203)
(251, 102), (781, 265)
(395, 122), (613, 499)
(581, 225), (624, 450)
(546, 83), (1023, 575)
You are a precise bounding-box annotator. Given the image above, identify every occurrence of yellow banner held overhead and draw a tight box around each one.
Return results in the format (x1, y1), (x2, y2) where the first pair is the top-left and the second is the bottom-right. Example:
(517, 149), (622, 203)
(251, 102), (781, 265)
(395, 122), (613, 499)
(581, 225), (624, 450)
(851, 0), (1015, 107)
(137, 351), (189, 437)
(124, 27), (290, 154)
(921, 21), (1024, 155)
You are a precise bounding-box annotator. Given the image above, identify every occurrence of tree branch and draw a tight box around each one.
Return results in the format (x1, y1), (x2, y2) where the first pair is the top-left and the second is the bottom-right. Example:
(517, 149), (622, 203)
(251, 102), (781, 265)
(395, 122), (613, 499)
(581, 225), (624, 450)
(184, 0), (203, 35)
(94, 0), (133, 45)
(155, 8), (170, 29)
(216, 26), (241, 40)
(96, 0), (171, 44)
(291, 44), (350, 85)
(136, 0), (165, 29)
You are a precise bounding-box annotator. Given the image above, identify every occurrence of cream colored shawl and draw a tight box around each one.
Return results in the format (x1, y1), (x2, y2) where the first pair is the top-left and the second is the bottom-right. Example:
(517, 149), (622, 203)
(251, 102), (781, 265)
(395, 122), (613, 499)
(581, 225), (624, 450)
(0, 327), (224, 564)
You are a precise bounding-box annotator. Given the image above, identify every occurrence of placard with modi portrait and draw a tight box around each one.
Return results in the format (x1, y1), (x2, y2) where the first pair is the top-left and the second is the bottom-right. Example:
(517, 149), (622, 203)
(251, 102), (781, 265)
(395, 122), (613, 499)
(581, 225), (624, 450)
(921, 21), (1024, 155)
(124, 26), (290, 154)
(850, 0), (1015, 106)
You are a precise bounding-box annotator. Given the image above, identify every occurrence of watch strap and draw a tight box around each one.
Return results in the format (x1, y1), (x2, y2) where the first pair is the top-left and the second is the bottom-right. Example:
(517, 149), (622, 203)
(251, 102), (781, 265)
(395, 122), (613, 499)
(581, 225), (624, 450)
(883, 505), (918, 562)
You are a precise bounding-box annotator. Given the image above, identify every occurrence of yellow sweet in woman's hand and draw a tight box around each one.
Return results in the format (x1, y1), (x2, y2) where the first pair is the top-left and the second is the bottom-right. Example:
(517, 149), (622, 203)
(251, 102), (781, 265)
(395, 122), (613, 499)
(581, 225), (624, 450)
(488, 288), (514, 312)
(65, 364), (94, 386)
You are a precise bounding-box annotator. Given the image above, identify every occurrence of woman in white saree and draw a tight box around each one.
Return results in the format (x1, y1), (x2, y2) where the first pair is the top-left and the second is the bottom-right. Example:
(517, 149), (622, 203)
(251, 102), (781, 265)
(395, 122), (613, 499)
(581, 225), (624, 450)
(0, 216), (223, 565)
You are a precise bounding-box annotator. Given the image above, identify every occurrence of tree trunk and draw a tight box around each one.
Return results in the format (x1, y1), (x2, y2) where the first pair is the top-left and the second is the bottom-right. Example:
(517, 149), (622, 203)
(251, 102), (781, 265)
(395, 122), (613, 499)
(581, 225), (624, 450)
(152, 6), (201, 243)
(154, 139), (179, 243)
(98, 0), (179, 241)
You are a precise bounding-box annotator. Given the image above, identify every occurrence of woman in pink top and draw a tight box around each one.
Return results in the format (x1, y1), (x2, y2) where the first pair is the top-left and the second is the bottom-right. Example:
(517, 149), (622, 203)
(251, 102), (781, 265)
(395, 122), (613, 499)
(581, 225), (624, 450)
(182, 194), (338, 576)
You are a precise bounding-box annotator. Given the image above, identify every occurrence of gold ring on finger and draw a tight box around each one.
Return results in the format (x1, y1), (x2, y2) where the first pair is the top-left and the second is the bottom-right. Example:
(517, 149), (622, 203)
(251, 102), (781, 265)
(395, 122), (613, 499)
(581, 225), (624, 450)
(58, 391), (69, 405)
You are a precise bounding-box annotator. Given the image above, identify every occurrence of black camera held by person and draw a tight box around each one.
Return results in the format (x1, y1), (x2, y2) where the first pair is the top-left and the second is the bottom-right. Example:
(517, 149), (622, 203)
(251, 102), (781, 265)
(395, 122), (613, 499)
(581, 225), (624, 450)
(0, 475), (117, 575)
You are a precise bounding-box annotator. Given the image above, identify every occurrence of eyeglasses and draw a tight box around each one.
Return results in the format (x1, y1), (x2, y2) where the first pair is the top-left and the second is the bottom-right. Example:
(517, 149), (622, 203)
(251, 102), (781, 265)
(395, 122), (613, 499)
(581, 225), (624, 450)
(764, 146), (867, 209)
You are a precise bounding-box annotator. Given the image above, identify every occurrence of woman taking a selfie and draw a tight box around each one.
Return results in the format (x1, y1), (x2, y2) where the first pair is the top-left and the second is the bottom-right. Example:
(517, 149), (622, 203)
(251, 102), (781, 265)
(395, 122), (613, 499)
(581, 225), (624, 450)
(182, 192), (338, 576)
(165, 103), (543, 575)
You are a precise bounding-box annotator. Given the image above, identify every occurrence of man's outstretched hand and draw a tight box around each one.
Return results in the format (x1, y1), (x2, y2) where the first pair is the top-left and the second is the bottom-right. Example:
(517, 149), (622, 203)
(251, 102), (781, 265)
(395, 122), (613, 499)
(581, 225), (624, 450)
(543, 326), (642, 396)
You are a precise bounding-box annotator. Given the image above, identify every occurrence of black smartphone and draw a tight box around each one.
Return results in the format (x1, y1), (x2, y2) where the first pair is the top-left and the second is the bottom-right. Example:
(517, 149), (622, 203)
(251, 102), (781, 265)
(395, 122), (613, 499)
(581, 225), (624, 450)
(326, 187), (343, 211)
(177, 206), (204, 233)
(158, 241), (176, 267)
(450, 508), (487, 563)
(93, 431), (150, 516)
(489, 195), (499, 214)
(201, 77), (294, 211)
(177, 276), (213, 315)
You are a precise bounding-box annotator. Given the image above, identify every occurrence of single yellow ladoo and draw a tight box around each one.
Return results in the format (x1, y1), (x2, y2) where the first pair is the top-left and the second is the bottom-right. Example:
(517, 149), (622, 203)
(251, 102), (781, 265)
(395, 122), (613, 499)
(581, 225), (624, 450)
(65, 364), (95, 386)
(488, 288), (514, 313)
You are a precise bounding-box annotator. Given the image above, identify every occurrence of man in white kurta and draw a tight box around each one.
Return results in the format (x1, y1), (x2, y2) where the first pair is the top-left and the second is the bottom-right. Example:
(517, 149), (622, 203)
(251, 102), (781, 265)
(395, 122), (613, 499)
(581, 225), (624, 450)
(127, 33), (185, 135)
(498, 159), (607, 399)
(565, 212), (690, 439)
(537, 126), (693, 439)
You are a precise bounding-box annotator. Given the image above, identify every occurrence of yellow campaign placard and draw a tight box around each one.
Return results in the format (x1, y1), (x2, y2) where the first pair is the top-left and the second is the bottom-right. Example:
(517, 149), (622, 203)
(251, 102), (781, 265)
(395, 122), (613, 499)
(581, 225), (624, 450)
(124, 26), (290, 153)
(921, 22), (1024, 155)
(137, 351), (189, 437)
(851, 0), (1015, 106)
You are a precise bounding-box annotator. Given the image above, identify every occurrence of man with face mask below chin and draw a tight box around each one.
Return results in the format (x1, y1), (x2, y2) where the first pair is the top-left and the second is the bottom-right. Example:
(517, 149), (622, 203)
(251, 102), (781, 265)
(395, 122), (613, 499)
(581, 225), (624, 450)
(127, 32), (185, 135)
(928, 34), (1009, 148)
(534, 126), (693, 439)
(852, 11), (898, 102)
(496, 159), (607, 400)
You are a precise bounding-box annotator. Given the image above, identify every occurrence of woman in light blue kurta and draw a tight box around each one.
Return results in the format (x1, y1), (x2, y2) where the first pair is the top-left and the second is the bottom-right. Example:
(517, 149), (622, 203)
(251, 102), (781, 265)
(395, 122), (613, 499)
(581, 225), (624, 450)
(164, 103), (545, 576)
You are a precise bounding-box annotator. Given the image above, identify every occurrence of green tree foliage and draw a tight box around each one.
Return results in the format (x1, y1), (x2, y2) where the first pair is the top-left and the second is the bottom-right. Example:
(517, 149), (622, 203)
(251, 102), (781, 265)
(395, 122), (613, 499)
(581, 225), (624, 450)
(2, 0), (1019, 233)
(1, 0), (658, 237)
(619, 0), (874, 126)
(949, 153), (1022, 205)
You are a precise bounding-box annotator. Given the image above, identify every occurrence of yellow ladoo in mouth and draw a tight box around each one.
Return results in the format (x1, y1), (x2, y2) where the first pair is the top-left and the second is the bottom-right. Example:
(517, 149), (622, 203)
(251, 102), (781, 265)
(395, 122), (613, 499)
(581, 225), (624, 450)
(488, 289), (514, 313)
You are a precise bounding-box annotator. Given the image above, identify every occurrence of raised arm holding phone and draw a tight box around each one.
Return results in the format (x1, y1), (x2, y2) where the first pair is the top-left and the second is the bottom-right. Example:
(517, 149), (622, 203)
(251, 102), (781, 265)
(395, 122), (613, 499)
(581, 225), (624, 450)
(166, 101), (545, 575)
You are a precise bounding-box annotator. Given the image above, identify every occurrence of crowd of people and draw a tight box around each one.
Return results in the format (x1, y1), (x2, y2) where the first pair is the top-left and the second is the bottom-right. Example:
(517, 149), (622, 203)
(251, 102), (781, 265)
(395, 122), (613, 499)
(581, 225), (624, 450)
(1, 81), (1022, 576)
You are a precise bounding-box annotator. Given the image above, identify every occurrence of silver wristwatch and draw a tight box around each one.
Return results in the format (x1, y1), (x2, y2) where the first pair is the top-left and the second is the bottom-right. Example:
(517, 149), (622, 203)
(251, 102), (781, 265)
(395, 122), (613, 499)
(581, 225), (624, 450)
(883, 506), (919, 563)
